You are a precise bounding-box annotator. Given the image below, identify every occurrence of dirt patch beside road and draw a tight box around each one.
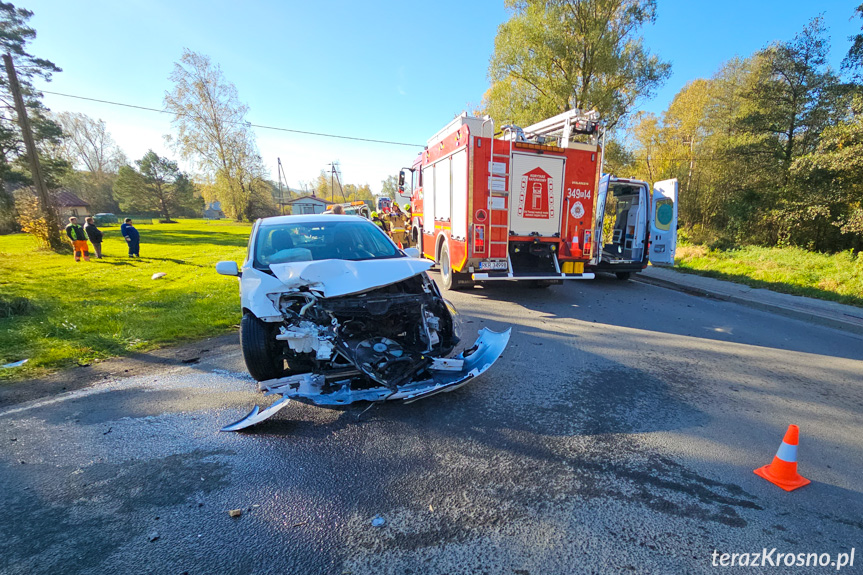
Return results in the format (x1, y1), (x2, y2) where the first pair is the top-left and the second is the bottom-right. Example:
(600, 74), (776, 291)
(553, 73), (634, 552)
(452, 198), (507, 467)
(0, 332), (239, 409)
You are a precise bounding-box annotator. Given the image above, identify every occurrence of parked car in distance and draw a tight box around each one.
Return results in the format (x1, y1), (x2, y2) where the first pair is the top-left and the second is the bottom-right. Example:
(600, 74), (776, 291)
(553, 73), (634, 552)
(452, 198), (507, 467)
(92, 213), (118, 225)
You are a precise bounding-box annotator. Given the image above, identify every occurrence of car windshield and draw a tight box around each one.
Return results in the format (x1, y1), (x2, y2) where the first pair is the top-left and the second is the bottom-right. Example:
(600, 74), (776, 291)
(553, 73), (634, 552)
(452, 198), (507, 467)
(254, 219), (401, 269)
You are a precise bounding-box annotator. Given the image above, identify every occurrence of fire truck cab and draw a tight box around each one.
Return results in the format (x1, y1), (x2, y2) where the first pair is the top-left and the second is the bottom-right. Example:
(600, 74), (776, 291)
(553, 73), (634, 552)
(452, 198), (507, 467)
(400, 109), (603, 290)
(589, 175), (679, 280)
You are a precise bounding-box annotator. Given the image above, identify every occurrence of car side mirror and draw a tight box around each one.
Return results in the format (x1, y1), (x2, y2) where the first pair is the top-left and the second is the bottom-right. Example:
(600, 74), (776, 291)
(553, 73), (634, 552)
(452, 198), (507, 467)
(398, 170), (406, 193)
(216, 261), (241, 276)
(403, 247), (420, 258)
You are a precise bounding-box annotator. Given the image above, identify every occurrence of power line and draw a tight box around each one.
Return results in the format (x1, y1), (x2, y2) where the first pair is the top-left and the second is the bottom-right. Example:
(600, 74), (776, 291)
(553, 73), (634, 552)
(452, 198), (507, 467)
(40, 89), (425, 148)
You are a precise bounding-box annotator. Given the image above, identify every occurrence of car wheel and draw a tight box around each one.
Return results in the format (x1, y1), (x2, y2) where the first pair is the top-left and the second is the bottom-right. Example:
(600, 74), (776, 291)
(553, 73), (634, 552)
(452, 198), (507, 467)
(240, 313), (283, 381)
(440, 243), (472, 291)
(615, 271), (632, 281)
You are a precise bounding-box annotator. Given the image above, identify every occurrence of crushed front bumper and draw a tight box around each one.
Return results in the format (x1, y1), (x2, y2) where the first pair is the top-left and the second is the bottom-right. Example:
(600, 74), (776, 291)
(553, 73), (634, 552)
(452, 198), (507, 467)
(221, 327), (511, 431)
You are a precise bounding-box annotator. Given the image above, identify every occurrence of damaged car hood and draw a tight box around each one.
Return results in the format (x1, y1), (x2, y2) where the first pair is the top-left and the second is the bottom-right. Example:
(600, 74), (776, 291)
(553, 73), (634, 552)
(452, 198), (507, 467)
(269, 258), (433, 298)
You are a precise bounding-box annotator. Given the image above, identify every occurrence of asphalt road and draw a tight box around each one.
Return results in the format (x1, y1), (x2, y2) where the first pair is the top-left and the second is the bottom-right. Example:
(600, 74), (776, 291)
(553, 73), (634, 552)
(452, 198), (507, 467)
(2, 273), (862, 574)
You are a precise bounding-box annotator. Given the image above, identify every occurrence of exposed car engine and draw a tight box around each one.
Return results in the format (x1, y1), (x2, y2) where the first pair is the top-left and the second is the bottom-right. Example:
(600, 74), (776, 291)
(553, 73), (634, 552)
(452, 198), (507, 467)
(274, 273), (459, 390)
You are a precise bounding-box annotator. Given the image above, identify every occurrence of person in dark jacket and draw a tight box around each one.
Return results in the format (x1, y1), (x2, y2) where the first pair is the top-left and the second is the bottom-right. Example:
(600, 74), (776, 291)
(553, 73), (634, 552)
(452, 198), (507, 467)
(120, 218), (140, 257)
(83, 217), (103, 258)
(65, 216), (90, 262)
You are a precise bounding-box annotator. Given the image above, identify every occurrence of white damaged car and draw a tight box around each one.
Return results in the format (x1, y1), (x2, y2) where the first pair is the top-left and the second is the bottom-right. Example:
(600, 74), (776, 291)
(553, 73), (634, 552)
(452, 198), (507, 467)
(216, 214), (510, 431)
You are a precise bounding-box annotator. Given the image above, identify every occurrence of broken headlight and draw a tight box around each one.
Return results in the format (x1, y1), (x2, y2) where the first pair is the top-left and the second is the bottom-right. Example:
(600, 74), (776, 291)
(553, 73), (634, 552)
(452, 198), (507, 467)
(444, 299), (461, 340)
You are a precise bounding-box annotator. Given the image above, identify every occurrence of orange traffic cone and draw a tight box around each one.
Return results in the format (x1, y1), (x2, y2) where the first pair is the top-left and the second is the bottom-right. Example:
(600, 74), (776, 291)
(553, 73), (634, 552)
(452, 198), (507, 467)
(754, 424), (810, 491)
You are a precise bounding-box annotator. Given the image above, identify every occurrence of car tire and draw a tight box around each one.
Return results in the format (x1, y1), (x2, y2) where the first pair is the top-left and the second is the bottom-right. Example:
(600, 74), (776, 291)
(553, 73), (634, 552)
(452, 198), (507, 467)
(241, 313), (283, 382)
(440, 243), (472, 291)
(615, 271), (632, 281)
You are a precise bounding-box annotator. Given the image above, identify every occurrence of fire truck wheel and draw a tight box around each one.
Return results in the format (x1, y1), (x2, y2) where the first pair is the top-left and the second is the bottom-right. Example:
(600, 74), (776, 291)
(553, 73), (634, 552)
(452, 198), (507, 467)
(615, 272), (632, 281)
(440, 244), (472, 291)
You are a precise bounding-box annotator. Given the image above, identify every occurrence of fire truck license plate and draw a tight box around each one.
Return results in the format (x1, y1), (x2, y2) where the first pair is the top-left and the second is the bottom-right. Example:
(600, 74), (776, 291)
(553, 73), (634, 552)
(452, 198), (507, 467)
(478, 260), (508, 271)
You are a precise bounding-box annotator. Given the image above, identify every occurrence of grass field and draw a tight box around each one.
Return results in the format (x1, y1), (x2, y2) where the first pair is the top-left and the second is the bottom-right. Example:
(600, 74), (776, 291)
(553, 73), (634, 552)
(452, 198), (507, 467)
(674, 243), (863, 308)
(0, 219), (251, 381)
(2, 219), (861, 381)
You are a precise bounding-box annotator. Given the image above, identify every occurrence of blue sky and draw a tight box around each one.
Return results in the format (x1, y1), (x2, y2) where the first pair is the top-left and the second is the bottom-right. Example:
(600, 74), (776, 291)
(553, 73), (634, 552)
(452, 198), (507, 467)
(23, 0), (862, 193)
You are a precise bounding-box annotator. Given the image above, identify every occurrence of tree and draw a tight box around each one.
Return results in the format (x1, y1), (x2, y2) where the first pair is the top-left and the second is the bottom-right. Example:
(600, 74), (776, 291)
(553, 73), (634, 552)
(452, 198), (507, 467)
(114, 150), (196, 222)
(484, 0), (670, 130)
(164, 49), (267, 221)
(53, 111), (125, 212)
(0, 2), (65, 234)
(53, 112), (124, 175)
(380, 174), (400, 199)
(843, 3), (863, 82)
(730, 19), (845, 246)
(793, 94), (863, 251)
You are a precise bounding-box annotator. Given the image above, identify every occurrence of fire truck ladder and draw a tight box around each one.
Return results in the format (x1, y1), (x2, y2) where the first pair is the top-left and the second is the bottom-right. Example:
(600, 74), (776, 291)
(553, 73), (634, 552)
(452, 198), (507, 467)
(521, 109), (601, 147)
(484, 123), (515, 262)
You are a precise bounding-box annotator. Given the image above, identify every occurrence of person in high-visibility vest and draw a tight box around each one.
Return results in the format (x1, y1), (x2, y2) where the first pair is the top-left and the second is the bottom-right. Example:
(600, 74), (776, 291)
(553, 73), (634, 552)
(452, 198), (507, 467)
(370, 211), (390, 235)
(388, 204), (409, 248)
(65, 216), (90, 262)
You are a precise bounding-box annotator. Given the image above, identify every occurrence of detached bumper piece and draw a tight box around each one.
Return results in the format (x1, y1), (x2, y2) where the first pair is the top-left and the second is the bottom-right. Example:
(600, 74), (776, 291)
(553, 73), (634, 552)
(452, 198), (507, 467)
(220, 327), (511, 431)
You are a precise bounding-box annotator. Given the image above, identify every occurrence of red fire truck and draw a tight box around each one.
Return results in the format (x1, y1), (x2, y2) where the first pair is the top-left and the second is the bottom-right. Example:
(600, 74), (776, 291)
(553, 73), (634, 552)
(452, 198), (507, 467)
(399, 109), (603, 290)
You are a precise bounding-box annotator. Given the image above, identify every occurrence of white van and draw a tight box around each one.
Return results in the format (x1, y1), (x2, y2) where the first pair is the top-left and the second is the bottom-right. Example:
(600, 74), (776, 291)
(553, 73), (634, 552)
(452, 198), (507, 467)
(588, 175), (678, 280)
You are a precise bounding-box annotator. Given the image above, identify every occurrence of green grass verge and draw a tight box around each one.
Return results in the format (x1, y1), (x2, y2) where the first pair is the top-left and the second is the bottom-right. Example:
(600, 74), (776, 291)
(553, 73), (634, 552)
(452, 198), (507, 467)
(0, 219), (251, 381)
(674, 243), (863, 308)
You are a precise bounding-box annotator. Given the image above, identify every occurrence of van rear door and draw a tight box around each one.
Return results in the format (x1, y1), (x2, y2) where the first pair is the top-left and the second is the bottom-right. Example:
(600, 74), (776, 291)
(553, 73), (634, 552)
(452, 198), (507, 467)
(590, 174), (610, 265)
(648, 179), (678, 265)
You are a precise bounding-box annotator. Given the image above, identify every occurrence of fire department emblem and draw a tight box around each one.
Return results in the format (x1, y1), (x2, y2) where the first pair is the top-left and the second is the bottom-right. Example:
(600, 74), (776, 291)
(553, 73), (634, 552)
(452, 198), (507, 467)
(518, 167), (554, 219)
(571, 201), (585, 219)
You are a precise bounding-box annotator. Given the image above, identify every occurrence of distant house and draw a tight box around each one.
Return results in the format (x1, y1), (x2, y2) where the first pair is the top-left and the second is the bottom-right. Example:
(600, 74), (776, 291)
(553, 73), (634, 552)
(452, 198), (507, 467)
(203, 201), (226, 220)
(285, 195), (334, 215)
(52, 189), (90, 220)
(10, 185), (90, 221)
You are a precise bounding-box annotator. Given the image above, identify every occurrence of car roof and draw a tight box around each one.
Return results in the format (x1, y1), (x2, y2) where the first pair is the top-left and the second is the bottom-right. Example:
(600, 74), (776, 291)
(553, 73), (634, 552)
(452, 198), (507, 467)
(258, 214), (370, 226)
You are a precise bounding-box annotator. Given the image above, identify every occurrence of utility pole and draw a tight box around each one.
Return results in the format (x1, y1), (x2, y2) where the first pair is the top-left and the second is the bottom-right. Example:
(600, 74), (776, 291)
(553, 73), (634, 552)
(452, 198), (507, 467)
(333, 164), (347, 203)
(329, 163), (334, 203)
(3, 53), (64, 251)
(276, 157), (283, 215)
(277, 158), (291, 210)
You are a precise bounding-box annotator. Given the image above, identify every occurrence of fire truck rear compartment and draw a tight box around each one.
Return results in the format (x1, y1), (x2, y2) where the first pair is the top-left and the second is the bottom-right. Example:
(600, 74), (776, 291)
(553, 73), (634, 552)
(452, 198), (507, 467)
(508, 241), (558, 276)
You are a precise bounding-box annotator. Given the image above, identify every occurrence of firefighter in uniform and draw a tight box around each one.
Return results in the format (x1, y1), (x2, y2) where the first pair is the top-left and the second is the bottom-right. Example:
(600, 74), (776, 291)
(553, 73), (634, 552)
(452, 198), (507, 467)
(388, 204), (409, 248)
(370, 211), (390, 236)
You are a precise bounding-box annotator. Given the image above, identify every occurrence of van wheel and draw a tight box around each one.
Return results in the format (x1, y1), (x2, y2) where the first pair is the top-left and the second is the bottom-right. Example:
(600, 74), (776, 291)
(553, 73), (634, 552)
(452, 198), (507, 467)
(440, 244), (472, 291)
(615, 272), (632, 281)
(241, 313), (283, 381)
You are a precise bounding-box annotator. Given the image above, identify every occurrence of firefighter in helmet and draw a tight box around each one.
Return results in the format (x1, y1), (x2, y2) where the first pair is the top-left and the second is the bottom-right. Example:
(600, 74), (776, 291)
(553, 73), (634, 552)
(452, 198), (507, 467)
(387, 203), (410, 248)
(370, 211), (390, 236)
